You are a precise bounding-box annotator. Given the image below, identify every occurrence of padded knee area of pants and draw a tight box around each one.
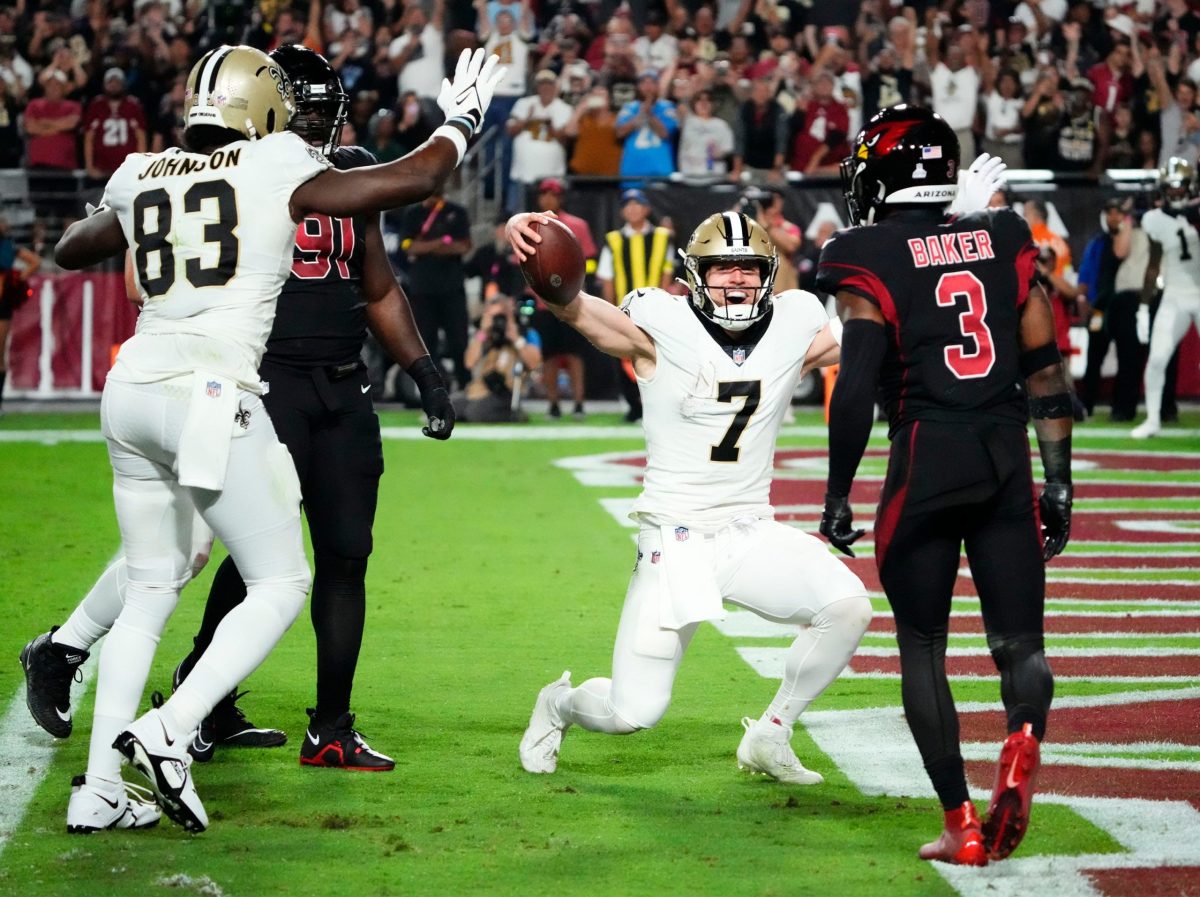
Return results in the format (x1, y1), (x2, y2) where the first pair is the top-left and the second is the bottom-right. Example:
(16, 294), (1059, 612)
(988, 632), (1053, 738)
(813, 593), (873, 639)
(313, 553), (368, 586)
(609, 693), (664, 732)
(243, 569), (312, 625)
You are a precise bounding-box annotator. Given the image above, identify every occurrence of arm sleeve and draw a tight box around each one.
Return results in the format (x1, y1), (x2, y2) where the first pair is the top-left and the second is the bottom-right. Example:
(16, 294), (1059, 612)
(826, 318), (887, 497)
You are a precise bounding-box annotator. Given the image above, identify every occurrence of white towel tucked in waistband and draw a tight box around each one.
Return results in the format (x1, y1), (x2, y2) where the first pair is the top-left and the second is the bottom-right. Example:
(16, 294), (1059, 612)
(657, 524), (724, 630)
(175, 371), (238, 491)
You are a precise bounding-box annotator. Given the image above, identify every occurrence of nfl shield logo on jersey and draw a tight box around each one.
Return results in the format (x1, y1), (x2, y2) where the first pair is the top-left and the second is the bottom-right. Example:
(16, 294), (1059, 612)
(651, 550), (661, 564)
(674, 527), (689, 542)
(206, 380), (222, 398)
(732, 347), (746, 365)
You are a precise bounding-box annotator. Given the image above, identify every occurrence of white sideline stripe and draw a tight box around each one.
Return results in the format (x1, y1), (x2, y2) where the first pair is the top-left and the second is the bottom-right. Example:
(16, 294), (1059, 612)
(959, 748), (1200, 773)
(0, 648), (98, 852)
(955, 685), (1200, 712)
(6, 425), (1200, 444)
(736, 647), (1198, 684)
(850, 645), (1199, 657)
(858, 631), (1200, 641)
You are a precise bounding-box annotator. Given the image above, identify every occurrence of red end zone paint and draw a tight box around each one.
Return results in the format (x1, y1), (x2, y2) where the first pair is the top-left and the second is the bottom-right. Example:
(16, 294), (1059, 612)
(965, 760), (1200, 814)
(959, 699), (1200, 746)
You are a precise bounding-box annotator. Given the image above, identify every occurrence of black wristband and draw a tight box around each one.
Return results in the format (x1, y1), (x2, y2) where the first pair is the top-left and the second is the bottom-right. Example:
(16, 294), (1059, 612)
(1029, 391), (1073, 419)
(1019, 341), (1062, 378)
(405, 354), (445, 396)
(1038, 435), (1072, 484)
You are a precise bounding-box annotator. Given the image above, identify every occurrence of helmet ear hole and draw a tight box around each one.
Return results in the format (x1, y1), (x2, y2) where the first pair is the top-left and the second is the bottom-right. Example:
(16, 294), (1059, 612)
(266, 109), (276, 134)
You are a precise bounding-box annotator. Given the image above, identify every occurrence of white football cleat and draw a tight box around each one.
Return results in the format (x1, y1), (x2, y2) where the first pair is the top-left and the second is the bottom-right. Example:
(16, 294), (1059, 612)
(1131, 419), (1160, 440)
(519, 671), (572, 774)
(113, 708), (208, 832)
(736, 716), (824, 785)
(66, 774), (161, 834)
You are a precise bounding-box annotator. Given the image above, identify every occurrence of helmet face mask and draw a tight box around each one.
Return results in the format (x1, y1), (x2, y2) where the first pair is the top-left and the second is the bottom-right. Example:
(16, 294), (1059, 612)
(270, 44), (348, 157)
(1159, 156), (1196, 211)
(841, 104), (960, 226)
(185, 45), (295, 144)
(683, 212), (778, 332)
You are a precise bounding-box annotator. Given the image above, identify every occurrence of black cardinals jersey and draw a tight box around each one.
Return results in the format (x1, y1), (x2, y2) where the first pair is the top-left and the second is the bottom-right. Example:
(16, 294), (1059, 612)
(265, 145), (377, 368)
(817, 207), (1039, 434)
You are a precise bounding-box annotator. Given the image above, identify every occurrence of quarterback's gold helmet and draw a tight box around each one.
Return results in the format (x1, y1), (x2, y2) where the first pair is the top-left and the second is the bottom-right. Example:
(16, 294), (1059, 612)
(683, 211), (778, 331)
(1158, 156), (1196, 210)
(185, 45), (295, 141)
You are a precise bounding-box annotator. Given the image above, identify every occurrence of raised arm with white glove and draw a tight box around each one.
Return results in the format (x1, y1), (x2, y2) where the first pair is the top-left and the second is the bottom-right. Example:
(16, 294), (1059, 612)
(435, 48), (506, 163)
(947, 153), (1008, 217)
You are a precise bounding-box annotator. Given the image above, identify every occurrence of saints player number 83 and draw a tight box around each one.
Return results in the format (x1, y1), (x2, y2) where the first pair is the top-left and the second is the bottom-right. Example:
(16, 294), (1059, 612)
(133, 179), (239, 298)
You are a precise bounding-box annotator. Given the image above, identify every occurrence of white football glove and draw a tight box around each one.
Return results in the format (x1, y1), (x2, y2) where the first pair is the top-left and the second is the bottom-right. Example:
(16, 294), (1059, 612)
(1136, 304), (1151, 344)
(947, 153), (1007, 217)
(437, 48), (506, 140)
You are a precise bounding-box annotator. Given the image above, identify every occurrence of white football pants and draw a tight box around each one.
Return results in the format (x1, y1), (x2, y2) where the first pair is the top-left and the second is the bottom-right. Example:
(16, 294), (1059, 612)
(1144, 292), (1200, 425)
(88, 378), (310, 782)
(556, 518), (871, 733)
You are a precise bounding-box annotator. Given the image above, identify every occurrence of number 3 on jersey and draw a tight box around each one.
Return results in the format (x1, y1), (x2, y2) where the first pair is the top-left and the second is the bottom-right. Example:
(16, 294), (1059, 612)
(935, 270), (995, 379)
(293, 214), (355, 280)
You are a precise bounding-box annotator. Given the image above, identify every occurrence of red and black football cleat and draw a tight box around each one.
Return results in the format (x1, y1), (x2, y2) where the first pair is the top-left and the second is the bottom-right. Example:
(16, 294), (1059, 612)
(918, 800), (988, 866)
(982, 722), (1041, 860)
(298, 709), (395, 771)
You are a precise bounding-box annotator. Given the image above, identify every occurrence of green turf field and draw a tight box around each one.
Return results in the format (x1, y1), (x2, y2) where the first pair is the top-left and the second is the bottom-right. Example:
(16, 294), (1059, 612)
(0, 409), (1197, 897)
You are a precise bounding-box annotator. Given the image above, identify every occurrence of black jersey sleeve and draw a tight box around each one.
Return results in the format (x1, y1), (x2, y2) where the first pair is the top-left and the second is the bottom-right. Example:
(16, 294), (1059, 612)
(816, 227), (900, 324)
(332, 145), (379, 170)
(988, 207), (1039, 307)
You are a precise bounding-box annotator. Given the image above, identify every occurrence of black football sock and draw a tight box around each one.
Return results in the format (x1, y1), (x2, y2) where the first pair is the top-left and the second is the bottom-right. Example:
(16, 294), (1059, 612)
(183, 554), (248, 683)
(310, 554), (368, 728)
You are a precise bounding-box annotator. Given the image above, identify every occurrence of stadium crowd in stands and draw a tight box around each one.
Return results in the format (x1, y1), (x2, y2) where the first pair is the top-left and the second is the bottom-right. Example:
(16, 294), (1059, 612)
(5, 0), (1200, 232)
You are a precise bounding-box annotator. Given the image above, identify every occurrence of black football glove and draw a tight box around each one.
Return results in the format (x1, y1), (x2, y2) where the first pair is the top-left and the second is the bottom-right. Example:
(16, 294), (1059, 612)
(1039, 482), (1073, 561)
(820, 493), (866, 558)
(406, 355), (455, 441)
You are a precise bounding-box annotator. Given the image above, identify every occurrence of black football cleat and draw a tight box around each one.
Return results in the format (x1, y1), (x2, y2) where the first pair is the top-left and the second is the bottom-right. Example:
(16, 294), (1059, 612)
(211, 691), (288, 749)
(171, 659), (285, 761)
(20, 628), (89, 738)
(298, 709), (395, 771)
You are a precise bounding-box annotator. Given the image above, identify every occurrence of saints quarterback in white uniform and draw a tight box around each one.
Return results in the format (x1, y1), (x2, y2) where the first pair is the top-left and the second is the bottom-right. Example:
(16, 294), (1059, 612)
(508, 209), (871, 781)
(52, 44), (504, 832)
(1133, 157), (1200, 438)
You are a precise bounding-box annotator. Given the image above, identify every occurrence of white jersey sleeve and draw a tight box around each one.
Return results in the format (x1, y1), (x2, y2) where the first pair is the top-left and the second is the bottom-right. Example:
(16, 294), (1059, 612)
(107, 132), (330, 391)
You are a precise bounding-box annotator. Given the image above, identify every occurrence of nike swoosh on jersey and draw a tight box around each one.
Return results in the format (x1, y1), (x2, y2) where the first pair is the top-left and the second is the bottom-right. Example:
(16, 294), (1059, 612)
(360, 384), (370, 393)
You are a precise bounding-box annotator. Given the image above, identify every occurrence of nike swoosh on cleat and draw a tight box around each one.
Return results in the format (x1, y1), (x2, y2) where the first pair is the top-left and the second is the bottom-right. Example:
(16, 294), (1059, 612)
(307, 731), (321, 746)
(56, 706), (72, 722)
(1005, 754), (1021, 790)
(193, 734), (213, 752)
(157, 718), (175, 747)
(97, 793), (120, 810)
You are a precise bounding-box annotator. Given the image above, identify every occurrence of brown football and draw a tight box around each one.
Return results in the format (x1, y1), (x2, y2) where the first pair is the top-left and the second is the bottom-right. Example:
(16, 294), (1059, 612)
(518, 218), (585, 306)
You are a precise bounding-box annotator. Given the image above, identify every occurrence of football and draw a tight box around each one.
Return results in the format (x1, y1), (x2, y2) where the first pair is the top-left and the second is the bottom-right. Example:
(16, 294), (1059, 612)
(518, 218), (585, 306)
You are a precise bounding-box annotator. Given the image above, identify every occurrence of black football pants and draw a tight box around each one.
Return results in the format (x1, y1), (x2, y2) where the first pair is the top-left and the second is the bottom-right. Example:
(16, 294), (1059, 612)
(875, 421), (1053, 809)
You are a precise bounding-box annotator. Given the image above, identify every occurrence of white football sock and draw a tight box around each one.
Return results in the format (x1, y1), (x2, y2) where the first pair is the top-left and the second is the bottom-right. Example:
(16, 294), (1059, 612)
(86, 582), (179, 782)
(53, 558), (128, 651)
(765, 594), (871, 727)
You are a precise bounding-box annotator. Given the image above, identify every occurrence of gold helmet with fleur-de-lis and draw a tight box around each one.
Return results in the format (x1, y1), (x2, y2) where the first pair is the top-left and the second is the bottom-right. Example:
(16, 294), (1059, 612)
(682, 211), (778, 331)
(185, 45), (295, 142)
